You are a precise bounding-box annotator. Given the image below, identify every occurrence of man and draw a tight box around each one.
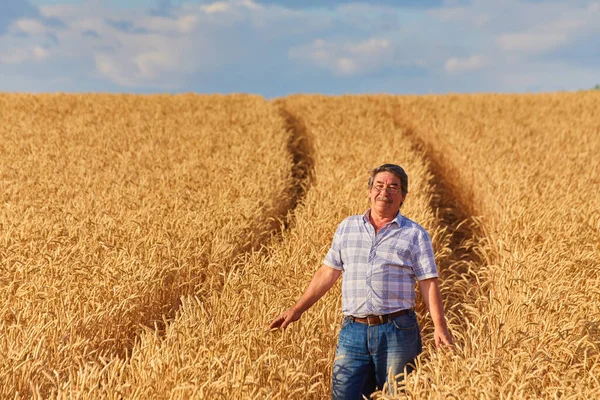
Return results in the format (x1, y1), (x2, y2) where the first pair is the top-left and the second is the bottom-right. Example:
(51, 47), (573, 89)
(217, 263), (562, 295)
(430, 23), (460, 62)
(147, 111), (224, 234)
(269, 164), (453, 399)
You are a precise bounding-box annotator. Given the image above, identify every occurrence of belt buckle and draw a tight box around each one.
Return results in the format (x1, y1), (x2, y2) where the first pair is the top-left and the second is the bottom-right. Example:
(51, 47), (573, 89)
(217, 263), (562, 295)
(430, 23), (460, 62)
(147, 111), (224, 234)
(367, 315), (385, 326)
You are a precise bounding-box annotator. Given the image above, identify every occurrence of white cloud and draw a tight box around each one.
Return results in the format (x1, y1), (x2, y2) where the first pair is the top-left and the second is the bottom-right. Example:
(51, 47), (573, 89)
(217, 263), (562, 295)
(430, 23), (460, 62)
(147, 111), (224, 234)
(201, 2), (231, 14)
(73, 0), (276, 87)
(13, 18), (46, 35)
(430, 7), (489, 28)
(194, 0), (261, 15)
(0, 45), (49, 64)
(39, 4), (80, 19)
(25, 2), (255, 87)
(94, 47), (180, 87)
(85, 1), (282, 84)
(240, 0), (263, 11)
(497, 32), (568, 53)
(498, 59), (600, 92)
(91, 33), (195, 87)
(352, 39), (391, 55)
(177, 15), (198, 33)
(289, 38), (394, 76)
(134, 51), (178, 80)
(33, 45), (49, 60)
(127, 15), (194, 35)
(444, 55), (485, 73)
(0, 50), (29, 65)
(3, 0), (600, 95)
(336, 57), (356, 75)
(94, 54), (120, 81)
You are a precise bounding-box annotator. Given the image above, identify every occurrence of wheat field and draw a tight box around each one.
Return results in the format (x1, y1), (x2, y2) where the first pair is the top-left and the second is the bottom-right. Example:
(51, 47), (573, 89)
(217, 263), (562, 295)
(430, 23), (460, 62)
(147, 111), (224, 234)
(0, 93), (293, 397)
(0, 92), (599, 399)
(379, 92), (600, 399)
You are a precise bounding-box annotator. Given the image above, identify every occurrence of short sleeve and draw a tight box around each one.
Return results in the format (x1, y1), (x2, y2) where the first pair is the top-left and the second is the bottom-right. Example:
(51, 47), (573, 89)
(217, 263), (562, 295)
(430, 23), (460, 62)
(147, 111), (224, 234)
(412, 228), (438, 280)
(323, 222), (344, 271)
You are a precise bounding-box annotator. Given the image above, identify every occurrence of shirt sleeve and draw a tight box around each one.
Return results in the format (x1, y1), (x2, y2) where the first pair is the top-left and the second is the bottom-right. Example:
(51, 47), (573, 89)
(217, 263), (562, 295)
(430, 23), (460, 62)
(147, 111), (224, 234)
(323, 221), (344, 271)
(412, 228), (439, 280)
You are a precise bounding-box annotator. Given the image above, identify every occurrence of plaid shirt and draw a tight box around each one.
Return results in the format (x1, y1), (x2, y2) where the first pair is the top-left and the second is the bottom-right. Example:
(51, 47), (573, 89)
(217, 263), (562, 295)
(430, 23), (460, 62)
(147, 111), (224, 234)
(324, 210), (438, 317)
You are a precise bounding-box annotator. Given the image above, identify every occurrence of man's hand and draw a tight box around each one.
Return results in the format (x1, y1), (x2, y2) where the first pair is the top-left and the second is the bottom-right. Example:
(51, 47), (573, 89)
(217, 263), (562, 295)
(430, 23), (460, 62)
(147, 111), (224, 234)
(418, 277), (454, 349)
(268, 265), (341, 331)
(434, 327), (454, 348)
(269, 307), (302, 330)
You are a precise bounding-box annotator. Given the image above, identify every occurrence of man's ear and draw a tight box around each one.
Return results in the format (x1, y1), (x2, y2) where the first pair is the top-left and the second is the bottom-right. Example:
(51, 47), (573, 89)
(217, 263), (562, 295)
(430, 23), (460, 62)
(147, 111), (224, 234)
(400, 193), (407, 207)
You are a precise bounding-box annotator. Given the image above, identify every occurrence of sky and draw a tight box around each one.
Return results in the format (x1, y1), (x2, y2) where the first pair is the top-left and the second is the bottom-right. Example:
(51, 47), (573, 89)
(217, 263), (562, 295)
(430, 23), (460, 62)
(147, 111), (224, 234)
(0, 0), (599, 97)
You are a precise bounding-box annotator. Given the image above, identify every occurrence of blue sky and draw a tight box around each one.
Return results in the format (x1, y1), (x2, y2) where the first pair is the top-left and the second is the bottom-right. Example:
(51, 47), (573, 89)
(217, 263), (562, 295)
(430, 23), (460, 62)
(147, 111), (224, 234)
(1, 0), (599, 96)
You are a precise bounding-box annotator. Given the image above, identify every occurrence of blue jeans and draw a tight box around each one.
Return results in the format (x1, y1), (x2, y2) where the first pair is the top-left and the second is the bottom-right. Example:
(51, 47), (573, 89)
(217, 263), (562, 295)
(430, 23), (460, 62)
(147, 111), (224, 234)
(331, 310), (422, 400)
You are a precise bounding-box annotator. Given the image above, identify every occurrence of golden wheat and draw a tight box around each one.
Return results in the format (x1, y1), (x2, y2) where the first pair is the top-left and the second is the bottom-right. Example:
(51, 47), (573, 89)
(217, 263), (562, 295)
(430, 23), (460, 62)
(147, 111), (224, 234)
(378, 92), (600, 399)
(49, 95), (453, 399)
(0, 93), (292, 397)
(2, 92), (599, 399)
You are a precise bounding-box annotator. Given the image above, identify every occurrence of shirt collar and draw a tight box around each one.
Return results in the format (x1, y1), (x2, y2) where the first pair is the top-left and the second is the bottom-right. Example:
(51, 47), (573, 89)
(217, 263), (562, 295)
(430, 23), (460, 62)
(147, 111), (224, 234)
(362, 209), (403, 227)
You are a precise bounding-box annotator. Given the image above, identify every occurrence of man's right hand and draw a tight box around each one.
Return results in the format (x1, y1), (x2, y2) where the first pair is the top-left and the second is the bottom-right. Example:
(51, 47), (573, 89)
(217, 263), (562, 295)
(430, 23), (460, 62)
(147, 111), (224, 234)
(268, 265), (341, 331)
(269, 307), (302, 330)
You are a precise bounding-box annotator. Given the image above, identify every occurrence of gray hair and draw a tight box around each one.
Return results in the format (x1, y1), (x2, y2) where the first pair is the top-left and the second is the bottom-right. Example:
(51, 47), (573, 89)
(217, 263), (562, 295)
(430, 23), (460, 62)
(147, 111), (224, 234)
(368, 164), (408, 196)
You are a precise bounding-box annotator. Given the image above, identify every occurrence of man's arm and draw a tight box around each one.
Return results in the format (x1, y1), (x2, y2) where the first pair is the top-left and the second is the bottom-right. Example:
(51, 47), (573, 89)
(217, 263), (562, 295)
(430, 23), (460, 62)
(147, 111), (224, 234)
(418, 277), (454, 347)
(269, 265), (342, 330)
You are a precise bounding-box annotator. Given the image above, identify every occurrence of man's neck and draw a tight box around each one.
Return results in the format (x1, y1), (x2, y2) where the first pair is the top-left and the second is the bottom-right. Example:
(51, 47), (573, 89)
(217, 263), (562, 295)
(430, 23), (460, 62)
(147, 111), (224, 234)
(369, 209), (398, 232)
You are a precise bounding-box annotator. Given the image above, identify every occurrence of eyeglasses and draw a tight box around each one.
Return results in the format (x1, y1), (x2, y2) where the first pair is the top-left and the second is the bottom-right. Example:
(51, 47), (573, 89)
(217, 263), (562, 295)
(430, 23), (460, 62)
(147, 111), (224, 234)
(371, 184), (402, 194)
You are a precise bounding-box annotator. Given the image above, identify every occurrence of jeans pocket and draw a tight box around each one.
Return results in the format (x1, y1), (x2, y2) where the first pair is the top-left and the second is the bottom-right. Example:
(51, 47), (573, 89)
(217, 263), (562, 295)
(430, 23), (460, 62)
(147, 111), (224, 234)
(392, 313), (417, 331)
(340, 317), (353, 330)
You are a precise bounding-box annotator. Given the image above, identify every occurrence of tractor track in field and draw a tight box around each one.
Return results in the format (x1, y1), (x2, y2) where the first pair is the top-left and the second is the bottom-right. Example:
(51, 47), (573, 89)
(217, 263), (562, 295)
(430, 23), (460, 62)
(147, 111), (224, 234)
(55, 97), (487, 395)
(120, 102), (483, 358)
(23, 100), (315, 398)
(115, 102), (315, 358)
(31, 102), (317, 400)
(275, 99), (488, 340)
(389, 114), (491, 339)
(277, 102), (316, 229)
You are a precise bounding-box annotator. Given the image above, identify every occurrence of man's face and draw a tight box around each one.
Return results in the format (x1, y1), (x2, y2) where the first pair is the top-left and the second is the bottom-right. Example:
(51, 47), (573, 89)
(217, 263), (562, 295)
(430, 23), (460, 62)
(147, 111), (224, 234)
(368, 171), (406, 214)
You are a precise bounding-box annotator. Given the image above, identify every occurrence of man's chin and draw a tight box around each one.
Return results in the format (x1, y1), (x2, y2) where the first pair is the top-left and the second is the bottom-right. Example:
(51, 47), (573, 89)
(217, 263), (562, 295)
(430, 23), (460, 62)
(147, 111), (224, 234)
(372, 204), (396, 213)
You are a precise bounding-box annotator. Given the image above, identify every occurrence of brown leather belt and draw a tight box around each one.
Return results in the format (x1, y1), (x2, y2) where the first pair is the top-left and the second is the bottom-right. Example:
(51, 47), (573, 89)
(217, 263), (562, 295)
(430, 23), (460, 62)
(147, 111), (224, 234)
(347, 309), (410, 326)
